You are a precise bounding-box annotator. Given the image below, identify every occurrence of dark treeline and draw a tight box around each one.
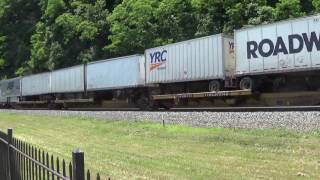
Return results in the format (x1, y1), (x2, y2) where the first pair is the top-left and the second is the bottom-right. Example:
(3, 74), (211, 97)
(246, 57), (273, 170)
(0, 0), (318, 78)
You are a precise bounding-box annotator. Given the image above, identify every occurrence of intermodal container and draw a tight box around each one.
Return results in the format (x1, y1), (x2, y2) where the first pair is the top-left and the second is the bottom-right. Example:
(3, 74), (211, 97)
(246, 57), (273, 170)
(51, 65), (85, 93)
(21, 72), (51, 96)
(0, 78), (21, 97)
(235, 14), (320, 76)
(86, 55), (145, 91)
(145, 34), (235, 84)
(0, 90), (6, 103)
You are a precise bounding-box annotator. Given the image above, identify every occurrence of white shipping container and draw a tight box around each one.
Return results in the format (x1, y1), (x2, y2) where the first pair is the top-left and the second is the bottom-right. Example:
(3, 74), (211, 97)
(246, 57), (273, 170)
(22, 72), (51, 96)
(51, 65), (85, 93)
(0, 89), (6, 102)
(0, 78), (21, 97)
(235, 14), (320, 76)
(145, 34), (235, 84)
(86, 55), (145, 91)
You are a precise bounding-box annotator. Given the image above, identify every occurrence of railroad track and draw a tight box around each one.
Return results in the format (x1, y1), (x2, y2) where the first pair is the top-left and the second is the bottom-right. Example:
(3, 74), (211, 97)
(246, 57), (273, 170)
(5, 105), (320, 112)
(64, 106), (320, 112)
(2, 106), (320, 133)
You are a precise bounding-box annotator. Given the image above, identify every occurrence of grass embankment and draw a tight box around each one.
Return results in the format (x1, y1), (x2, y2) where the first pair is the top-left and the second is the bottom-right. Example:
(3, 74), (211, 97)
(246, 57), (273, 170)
(0, 112), (319, 179)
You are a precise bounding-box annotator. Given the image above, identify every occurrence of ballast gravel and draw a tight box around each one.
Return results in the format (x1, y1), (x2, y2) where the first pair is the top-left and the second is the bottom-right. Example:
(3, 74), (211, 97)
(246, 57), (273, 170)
(1, 109), (320, 133)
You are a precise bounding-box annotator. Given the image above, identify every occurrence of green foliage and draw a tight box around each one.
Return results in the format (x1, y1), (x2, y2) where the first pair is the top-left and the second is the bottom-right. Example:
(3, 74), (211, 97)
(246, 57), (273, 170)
(274, 0), (305, 20)
(76, 21), (98, 41)
(156, 0), (197, 42)
(27, 0), (110, 73)
(45, 0), (66, 19)
(0, 0), (41, 77)
(27, 22), (49, 73)
(223, 0), (274, 32)
(0, 0), (317, 78)
(106, 0), (160, 55)
(0, 58), (6, 69)
(313, 0), (320, 12)
(192, 0), (226, 36)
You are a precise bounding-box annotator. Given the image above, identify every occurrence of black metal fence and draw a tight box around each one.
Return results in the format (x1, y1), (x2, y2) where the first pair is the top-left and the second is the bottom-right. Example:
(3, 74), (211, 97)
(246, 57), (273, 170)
(0, 128), (108, 180)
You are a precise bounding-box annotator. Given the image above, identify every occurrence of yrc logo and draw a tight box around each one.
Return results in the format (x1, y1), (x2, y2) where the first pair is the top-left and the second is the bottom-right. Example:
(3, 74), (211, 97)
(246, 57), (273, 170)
(150, 50), (167, 71)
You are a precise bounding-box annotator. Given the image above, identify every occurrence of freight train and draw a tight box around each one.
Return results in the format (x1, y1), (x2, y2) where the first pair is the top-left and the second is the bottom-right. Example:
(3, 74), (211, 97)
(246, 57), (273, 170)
(1, 14), (320, 109)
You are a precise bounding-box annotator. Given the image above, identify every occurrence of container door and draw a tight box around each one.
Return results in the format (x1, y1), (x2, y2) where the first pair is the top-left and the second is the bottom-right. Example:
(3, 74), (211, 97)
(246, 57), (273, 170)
(181, 42), (188, 81)
(309, 16), (320, 67)
(235, 31), (250, 75)
(277, 22), (294, 70)
(292, 19), (311, 69)
(262, 25), (278, 72)
(223, 37), (235, 77)
(248, 28), (263, 73)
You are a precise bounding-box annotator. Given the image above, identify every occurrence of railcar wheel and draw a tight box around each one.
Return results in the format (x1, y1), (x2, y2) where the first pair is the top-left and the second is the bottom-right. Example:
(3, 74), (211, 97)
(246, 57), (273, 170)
(239, 77), (254, 90)
(48, 103), (62, 110)
(136, 96), (151, 110)
(273, 77), (286, 91)
(209, 80), (222, 92)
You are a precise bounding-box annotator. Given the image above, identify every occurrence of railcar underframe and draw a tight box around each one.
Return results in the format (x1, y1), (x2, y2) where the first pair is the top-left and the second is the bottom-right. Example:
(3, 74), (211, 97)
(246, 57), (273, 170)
(3, 69), (320, 110)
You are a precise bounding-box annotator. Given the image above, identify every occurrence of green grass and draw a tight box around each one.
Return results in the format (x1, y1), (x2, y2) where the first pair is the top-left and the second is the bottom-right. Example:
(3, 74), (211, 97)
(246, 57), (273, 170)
(0, 112), (319, 179)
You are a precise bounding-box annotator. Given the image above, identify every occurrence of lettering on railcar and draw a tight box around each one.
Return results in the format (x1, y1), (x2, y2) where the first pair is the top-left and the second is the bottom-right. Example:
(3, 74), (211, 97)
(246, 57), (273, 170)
(174, 91), (232, 99)
(204, 92), (230, 97)
(247, 31), (320, 59)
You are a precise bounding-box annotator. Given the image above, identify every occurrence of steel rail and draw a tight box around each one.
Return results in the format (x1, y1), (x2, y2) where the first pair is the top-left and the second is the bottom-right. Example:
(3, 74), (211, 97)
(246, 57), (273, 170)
(3, 105), (320, 112)
(13, 106), (320, 112)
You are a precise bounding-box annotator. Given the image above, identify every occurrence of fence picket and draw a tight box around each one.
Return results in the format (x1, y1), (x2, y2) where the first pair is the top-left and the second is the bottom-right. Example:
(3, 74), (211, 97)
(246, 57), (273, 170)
(23, 141), (26, 180)
(42, 151), (45, 180)
(18, 139), (22, 180)
(51, 155), (55, 180)
(86, 170), (90, 180)
(62, 159), (66, 177)
(69, 162), (72, 180)
(17, 139), (21, 180)
(35, 148), (38, 180)
(26, 143), (29, 180)
(31, 145), (34, 180)
(28, 144), (32, 180)
(57, 157), (60, 180)
(38, 149), (41, 180)
(46, 153), (49, 180)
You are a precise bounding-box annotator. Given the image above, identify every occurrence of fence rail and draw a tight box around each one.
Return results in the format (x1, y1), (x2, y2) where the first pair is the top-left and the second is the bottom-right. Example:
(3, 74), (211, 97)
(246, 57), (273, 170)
(0, 128), (107, 180)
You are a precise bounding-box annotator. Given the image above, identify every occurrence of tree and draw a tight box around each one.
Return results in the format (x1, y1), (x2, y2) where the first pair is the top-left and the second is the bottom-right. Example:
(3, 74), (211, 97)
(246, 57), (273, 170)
(106, 0), (160, 56)
(192, 0), (226, 36)
(156, 0), (197, 42)
(223, 0), (274, 32)
(313, 0), (320, 12)
(274, 0), (305, 21)
(26, 0), (110, 74)
(0, 0), (41, 78)
(300, 0), (313, 13)
(107, 0), (198, 56)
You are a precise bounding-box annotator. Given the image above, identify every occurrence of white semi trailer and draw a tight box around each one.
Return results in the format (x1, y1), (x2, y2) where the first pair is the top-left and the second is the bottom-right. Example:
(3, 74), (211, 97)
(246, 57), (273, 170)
(235, 14), (320, 91)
